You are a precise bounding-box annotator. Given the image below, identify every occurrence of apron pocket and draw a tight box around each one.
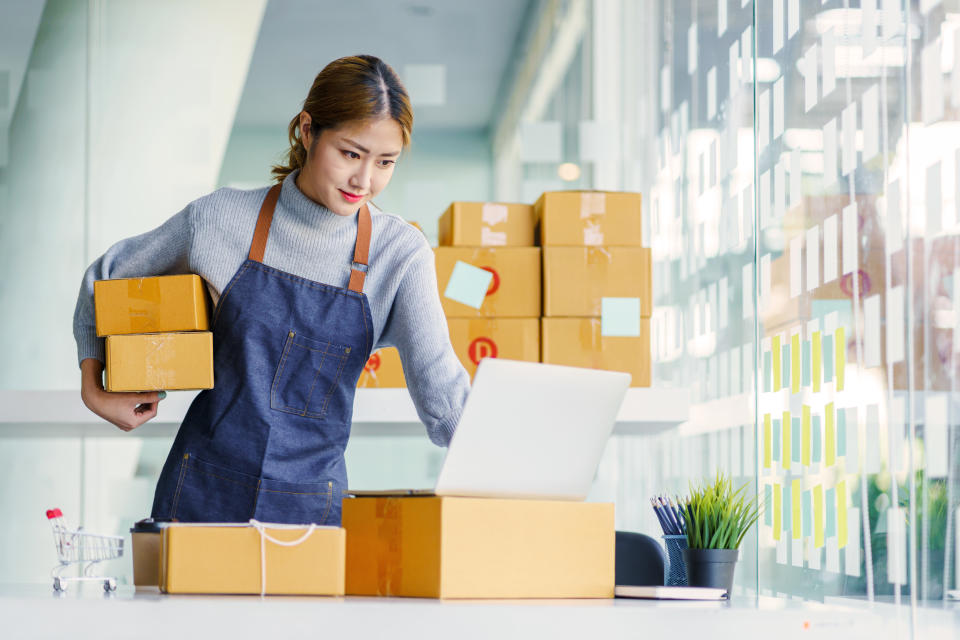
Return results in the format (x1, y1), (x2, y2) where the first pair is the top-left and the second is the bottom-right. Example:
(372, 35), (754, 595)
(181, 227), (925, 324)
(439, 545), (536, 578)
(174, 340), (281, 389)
(171, 454), (259, 522)
(271, 330), (352, 419)
(254, 478), (338, 525)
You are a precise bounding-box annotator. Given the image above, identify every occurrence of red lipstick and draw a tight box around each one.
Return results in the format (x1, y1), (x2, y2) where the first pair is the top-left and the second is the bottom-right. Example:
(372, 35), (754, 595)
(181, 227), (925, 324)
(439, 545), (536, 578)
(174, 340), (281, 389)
(339, 189), (363, 204)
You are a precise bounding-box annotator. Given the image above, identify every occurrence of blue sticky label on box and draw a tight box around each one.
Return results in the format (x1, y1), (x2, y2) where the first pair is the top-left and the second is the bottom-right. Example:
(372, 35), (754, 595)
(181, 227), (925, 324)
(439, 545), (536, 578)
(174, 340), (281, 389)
(444, 261), (493, 309)
(601, 298), (641, 337)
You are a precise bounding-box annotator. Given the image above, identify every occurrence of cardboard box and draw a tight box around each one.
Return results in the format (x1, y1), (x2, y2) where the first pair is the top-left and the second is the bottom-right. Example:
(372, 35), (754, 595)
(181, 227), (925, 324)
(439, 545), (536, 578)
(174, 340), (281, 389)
(357, 347), (406, 388)
(105, 331), (214, 391)
(160, 523), (345, 595)
(434, 247), (541, 318)
(438, 201), (536, 247)
(447, 318), (539, 379)
(541, 317), (650, 387)
(94, 274), (209, 337)
(534, 191), (642, 246)
(543, 247), (652, 317)
(343, 496), (614, 599)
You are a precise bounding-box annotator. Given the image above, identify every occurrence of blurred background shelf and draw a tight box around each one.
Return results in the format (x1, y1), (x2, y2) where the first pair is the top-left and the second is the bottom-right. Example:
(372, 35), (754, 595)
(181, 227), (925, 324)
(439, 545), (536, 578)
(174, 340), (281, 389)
(0, 387), (690, 438)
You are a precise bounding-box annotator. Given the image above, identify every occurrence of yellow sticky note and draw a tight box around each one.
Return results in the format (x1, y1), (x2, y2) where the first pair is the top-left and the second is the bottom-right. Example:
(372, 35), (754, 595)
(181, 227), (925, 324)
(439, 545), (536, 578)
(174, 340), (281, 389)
(782, 411), (791, 470)
(835, 327), (845, 391)
(772, 335), (782, 390)
(837, 480), (848, 549)
(812, 331), (822, 392)
(792, 478), (802, 540)
(773, 484), (782, 541)
(764, 414), (772, 468)
(802, 405), (811, 466)
(791, 333), (801, 393)
(825, 402), (836, 466)
(814, 484), (824, 548)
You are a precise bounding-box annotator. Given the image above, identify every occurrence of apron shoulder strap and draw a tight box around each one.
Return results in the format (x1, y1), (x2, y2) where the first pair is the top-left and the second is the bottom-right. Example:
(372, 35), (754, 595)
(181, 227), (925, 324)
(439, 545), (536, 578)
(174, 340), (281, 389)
(347, 204), (372, 293)
(248, 184), (282, 263)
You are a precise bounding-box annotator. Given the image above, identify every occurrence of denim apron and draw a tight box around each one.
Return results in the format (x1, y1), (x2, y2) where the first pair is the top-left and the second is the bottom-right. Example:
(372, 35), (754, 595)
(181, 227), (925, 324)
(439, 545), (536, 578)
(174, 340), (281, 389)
(150, 184), (374, 525)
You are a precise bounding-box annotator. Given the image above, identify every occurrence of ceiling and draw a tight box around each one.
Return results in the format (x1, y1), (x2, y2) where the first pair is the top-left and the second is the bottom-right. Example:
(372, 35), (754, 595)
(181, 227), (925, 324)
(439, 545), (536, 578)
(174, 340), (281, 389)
(232, 0), (535, 132)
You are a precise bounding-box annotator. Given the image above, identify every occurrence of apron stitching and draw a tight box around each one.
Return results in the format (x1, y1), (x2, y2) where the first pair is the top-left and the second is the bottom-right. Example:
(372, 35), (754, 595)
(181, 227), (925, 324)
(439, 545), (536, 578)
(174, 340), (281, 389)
(188, 466), (259, 489)
(170, 454), (190, 519)
(251, 262), (361, 298)
(320, 486), (333, 524)
(258, 488), (334, 496)
(270, 331), (296, 410)
(320, 352), (349, 416)
(300, 348), (329, 416)
(212, 262), (252, 329)
(251, 478), (262, 518)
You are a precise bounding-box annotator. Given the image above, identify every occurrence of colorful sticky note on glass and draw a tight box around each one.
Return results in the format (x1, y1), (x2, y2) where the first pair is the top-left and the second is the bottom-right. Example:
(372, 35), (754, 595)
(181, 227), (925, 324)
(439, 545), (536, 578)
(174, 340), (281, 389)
(764, 414), (772, 468)
(772, 419), (781, 462)
(825, 487), (837, 537)
(765, 484), (773, 526)
(792, 479), (802, 540)
(837, 480), (848, 548)
(812, 331), (822, 392)
(835, 327), (846, 390)
(772, 335), (782, 390)
(782, 411), (791, 470)
(782, 343), (791, 391)
(791, 334), (801, 393)
(825, 402), (836, 466)
(823, 334), (834, 381)
(444, 261), (493, 309)
(803, 490), (812, 537)
(792, 417), (801, 463)
(774, 484), (782, 541)
(812, 415), (822, 463)
(802, 405), (812, 466)
(814, 485), (824, 548)
(764, 351), (772, 392)
(837, 407), (847, 457)
(601, 297), (641, 336)
(783, 481), (792, 535)
(802, 340), (812, 386)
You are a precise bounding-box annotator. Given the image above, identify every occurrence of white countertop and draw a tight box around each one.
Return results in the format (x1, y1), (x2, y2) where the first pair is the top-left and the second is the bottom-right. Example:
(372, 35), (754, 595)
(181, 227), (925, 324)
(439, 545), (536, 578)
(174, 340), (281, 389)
(3, 583), (947, 640)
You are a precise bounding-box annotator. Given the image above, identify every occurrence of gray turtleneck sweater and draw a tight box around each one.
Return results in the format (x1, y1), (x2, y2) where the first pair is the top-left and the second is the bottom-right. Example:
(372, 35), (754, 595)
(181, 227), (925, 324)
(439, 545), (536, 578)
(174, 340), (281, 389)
(73, 170), (470, 446)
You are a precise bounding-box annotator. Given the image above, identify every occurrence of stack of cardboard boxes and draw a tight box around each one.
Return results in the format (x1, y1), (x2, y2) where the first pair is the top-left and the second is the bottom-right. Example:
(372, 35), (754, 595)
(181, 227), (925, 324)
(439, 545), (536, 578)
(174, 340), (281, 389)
(94, 274), (214, 392)
(433, 201), (541, 378)
(537, 192), (652, 386)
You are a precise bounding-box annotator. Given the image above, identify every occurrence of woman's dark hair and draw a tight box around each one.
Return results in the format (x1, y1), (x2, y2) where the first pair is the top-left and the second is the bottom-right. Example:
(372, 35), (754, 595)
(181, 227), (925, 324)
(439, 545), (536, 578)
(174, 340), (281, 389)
(272, 54), (413, 182)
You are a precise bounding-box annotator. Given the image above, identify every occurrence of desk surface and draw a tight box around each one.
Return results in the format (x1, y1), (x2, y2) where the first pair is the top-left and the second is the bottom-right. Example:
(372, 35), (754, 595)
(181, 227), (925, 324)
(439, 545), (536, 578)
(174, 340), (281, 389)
(1, 583), (957, 640)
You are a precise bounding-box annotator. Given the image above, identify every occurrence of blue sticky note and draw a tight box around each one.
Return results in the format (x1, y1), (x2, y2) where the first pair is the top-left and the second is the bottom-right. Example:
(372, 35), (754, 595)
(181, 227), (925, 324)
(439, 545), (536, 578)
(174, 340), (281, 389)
(802, 340), (812, 386)
(764, 351), (772, 392)
(782, 482), (792, 533)
(444, 261), (493, 309)
(601, 297), (641, 336)
(772, 419), (781, 461)
(837, 408), (847, 456)
(764, 485), (773, 526)
(781, 344), (791, 389)
(813, 415), (822, 462)
(792, 417), (801, 462)
(825, 488), (837, 537)
(823, 335), (834, 382)
(803, 490), (812, 537)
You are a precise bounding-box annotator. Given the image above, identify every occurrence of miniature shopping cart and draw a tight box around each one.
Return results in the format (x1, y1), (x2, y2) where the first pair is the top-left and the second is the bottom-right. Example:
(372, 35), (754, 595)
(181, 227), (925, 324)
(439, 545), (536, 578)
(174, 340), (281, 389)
(46, 508), (124, 592)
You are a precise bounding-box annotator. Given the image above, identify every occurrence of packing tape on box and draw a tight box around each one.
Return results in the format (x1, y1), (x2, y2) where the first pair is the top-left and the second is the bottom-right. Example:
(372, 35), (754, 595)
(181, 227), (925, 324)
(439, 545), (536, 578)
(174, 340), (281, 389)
(249, 519), (318, 597)
(580, 194), (607, 245)
(374, 498), (404, 596)
(578, 318), (605, 369)
(585, 248), (613, 316)
(145, 335), (173, 390)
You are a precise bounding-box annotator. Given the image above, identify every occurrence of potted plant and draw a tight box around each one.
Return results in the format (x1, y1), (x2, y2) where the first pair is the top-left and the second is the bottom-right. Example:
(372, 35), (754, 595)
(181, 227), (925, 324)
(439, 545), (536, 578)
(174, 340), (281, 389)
(679, 473), (760, 596)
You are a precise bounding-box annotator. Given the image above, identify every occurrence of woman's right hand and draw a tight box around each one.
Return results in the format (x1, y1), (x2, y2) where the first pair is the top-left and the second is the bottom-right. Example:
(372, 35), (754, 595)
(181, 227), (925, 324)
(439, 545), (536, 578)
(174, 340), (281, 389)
(80, 358), (165, 432)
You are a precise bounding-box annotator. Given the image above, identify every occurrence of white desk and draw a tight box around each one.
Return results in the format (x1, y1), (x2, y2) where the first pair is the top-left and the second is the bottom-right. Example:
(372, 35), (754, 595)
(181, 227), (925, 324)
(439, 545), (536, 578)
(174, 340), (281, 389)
(2, 584), (957, 640)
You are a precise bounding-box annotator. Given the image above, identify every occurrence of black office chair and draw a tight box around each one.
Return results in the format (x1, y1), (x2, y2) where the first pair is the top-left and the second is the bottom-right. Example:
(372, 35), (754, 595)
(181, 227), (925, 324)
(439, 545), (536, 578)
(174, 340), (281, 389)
(615, 530), (666, 586)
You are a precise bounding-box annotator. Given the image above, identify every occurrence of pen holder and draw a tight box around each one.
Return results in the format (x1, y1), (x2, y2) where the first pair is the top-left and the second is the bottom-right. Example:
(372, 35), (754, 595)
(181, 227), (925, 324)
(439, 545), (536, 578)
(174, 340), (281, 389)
(662, 535), (689, 586)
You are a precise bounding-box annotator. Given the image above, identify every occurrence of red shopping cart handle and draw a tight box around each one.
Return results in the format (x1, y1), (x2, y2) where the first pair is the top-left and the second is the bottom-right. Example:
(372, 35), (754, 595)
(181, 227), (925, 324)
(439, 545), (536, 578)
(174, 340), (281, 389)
(46, 508), (63, 519)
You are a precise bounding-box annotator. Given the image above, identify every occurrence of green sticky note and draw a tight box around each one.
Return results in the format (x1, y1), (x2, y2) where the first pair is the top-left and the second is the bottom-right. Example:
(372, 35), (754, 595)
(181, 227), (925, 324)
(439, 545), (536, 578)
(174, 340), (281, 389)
(792, 479), (802, 540)
(812, 331), (822, 392)
(837, 408), (847, 457)
(772, 336), (782, 390)
(825, 402), (836, 466)
(812, 415), (822, 463)
(837, 480), (848, 548)
(802, 406), (811, 466)
(444, 261), (493, 309)
(791, 334), (801, 393)
(764, 414), (772, 468)
(764, 484), (773, 526)
(792, 417), (801, 463)
(802, 490), (812, 537)
(772, 419), (781, 462)
(782, 343), (791, 391)
(764, 351), (772, 392)
(802, 340), (812, 386)
(601, 297), (641, 336)
(782, 411), (791, 470)
(826, 487), (837, 537)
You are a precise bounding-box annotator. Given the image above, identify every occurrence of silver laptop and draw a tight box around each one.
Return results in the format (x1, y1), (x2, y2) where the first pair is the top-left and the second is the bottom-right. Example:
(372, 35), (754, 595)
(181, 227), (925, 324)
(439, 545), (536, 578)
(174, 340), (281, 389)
(350, 358), (631, 501)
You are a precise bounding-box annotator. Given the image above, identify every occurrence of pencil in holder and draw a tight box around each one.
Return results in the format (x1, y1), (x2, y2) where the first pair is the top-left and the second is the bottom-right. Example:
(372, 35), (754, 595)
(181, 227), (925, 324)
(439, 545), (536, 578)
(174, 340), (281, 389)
(662, 534), (689, 586)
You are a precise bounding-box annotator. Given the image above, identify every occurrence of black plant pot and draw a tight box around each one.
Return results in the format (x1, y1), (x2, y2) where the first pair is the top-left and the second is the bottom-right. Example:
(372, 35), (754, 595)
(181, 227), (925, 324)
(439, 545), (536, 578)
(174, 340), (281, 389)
(681, 547), (739, 596)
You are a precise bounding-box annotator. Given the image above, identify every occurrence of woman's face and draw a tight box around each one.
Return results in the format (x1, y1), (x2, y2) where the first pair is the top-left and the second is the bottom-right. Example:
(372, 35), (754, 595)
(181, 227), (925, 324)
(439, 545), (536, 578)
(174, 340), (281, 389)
(297, 115), (403, 216)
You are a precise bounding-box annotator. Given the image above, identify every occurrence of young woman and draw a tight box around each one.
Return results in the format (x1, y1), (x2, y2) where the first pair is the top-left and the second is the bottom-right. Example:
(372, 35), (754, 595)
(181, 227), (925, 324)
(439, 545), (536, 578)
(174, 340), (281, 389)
(73, 55), (470, 526)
